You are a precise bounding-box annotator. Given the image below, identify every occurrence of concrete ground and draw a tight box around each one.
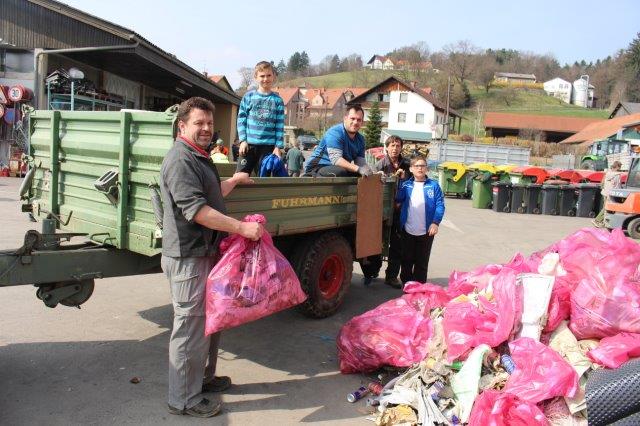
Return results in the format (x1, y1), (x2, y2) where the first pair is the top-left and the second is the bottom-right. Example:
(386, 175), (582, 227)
(0, 177), (593, 425)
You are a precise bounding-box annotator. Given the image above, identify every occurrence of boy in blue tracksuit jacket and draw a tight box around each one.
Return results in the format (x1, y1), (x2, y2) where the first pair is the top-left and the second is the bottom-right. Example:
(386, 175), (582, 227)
(395, 155), (445, 284)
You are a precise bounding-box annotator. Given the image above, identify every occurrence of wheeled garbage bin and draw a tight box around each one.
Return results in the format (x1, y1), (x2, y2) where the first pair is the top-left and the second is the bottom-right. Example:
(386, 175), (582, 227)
(510, 183), (527, 213)
(558, 184), (577, 216)
(471, 172), (493, 209)
(524, 184), (542, 214)
(575, 183), (601, 218)
(541, 184), (560, 215)
(437, 162), (468, 197)
(492, 181), (511, 213)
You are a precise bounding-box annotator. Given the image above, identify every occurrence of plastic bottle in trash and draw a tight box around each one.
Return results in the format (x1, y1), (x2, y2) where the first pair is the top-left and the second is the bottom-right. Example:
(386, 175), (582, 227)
(347, 386), (369, 403)
(501, 354), (516, 374)
(447, 361), (464, 371)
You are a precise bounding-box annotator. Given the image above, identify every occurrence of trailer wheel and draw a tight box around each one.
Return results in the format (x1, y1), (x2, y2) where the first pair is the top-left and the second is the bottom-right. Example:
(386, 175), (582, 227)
(35, 279), (95, 308)
(628, 217), (640, 240)
(293, 232), (353, 318)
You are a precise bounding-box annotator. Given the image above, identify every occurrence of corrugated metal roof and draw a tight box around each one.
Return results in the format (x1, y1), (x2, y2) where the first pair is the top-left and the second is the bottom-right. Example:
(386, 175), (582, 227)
(1, 0), (240, 104)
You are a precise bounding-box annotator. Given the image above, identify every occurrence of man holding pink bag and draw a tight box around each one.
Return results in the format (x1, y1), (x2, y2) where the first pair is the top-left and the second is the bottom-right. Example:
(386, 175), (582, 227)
(160, 97), (262, 418)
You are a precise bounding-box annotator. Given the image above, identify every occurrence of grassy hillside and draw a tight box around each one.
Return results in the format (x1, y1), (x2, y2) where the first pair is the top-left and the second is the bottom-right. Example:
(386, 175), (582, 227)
(278, 71), (610, 136)
(458, 85), (609, 135)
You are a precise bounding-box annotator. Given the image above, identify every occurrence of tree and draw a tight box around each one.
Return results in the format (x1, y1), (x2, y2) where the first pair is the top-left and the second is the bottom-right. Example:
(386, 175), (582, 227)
(287, 52), (301, 74)
(443, 40), (479, 85)
(363, 101), (383, 149)
(330, 54), (340, 73)
(626, 32), (640, 74)
(276, 59), (287, 77)
(475, 55), (499, 93)
(299, 51), (310, 75)
(237, 66), (253, 92)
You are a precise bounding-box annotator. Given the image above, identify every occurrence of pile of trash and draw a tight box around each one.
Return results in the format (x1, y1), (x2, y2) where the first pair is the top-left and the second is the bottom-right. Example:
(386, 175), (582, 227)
(337, 228), (640, 425)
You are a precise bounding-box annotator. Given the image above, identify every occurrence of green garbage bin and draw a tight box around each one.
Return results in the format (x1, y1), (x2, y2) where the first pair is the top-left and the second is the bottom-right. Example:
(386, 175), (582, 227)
(471, 172), (493, 209)
(437, 162), (468, 197)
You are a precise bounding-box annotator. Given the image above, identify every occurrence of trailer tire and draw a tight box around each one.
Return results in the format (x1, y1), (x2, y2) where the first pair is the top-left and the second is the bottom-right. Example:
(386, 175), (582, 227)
(293, 232), (353, 318)
(628, 217), (640, 240)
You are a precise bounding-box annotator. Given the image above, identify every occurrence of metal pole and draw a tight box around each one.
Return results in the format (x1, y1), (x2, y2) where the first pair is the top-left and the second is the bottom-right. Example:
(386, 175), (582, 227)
(444, 75), (451, 140)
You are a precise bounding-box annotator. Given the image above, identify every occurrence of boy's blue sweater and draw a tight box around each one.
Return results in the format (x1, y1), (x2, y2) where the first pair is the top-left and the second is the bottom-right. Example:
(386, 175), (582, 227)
(237, 90), (285, 148)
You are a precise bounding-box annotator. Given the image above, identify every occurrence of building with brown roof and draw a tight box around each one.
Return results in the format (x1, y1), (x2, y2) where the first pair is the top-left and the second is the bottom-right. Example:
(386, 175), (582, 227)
(560, 113), (640, 145)
(484, 112), (603, 142)
(273, 86), (305, 126)
(347, 76), (463, 136)
(207, 75), (233, 92)
(364, 55), (395, 70)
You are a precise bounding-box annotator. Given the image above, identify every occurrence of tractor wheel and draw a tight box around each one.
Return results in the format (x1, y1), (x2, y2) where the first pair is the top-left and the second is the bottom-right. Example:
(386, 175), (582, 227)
(292, 232), (353, 318)
(628, 217), (640, 240)
(581, 160), (596, 170)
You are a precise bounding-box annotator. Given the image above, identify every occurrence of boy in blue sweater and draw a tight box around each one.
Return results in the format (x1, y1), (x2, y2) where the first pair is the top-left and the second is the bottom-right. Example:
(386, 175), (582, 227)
(395, 155), (445, 284)
(236, 61), (285, 176)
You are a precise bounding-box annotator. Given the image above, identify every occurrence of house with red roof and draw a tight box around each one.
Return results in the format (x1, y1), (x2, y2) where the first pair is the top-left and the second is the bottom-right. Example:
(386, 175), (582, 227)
(347, 76), (463, 142)
(207, 75), (233, 92)
(364, 55), (395, 70)
(273, 86), (306, 126)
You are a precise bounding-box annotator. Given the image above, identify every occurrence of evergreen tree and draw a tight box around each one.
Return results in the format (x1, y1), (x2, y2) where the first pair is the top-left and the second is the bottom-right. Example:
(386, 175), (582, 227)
(299, 51), (310, 74)
(276, 59), (287, 76)
(626, 32), (640, 73)
(330, 54), (340, 73)
(363, 101), (383, 149)
(288, 52), (301, 74)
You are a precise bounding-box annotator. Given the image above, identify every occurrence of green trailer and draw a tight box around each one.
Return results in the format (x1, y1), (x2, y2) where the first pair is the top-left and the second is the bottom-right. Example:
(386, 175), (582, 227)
(1, 109), (396, 318)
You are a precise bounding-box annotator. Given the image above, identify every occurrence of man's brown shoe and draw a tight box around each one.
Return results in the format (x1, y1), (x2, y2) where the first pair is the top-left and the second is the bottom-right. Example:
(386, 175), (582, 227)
(202, 376), (232, 393)
(168, 398), (221, 418)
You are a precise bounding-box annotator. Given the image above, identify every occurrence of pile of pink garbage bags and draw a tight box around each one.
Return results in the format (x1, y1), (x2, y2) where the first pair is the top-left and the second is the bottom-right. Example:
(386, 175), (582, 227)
(337, 228), (640, 424)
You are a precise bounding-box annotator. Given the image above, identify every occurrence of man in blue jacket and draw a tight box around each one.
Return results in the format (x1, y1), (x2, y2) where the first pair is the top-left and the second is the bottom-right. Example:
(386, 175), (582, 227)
(395, 155), (445, 284)
(303, 105), (373, 177)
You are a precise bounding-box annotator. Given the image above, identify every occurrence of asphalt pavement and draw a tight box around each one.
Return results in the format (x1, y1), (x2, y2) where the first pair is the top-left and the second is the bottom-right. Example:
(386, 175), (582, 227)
(0, 176), (594, 425)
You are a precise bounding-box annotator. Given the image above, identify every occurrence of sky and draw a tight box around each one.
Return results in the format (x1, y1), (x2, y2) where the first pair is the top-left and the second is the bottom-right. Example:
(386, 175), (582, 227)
(60, 0), (640, 88)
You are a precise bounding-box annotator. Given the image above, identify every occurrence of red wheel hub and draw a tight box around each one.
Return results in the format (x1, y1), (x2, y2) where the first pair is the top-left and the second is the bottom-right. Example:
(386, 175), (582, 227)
(318, 255), (344, 299)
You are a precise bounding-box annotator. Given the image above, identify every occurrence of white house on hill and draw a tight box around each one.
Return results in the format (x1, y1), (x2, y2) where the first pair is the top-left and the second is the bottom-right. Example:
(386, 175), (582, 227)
(543, 78), (572, 104)
(364, 55), (395, 70)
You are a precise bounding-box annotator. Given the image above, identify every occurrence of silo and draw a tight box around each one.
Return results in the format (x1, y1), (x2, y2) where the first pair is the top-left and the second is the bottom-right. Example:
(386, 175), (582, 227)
(571, 75), (589, 108)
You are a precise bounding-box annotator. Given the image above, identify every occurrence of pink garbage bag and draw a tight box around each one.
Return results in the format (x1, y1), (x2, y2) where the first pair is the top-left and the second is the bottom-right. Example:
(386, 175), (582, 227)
(443, 268), (522, 361)
(588, 332), (640, 369)
(505, 337), (578, 403)
(337, 283), (450, 373)
(205, 214), (307, 335)
(528, 228), (640, 337)
(543, 276), (573, 333)
(468, 390), (549, 426)
(447, 253), (532, 299)
(570, 274), (640, 339)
